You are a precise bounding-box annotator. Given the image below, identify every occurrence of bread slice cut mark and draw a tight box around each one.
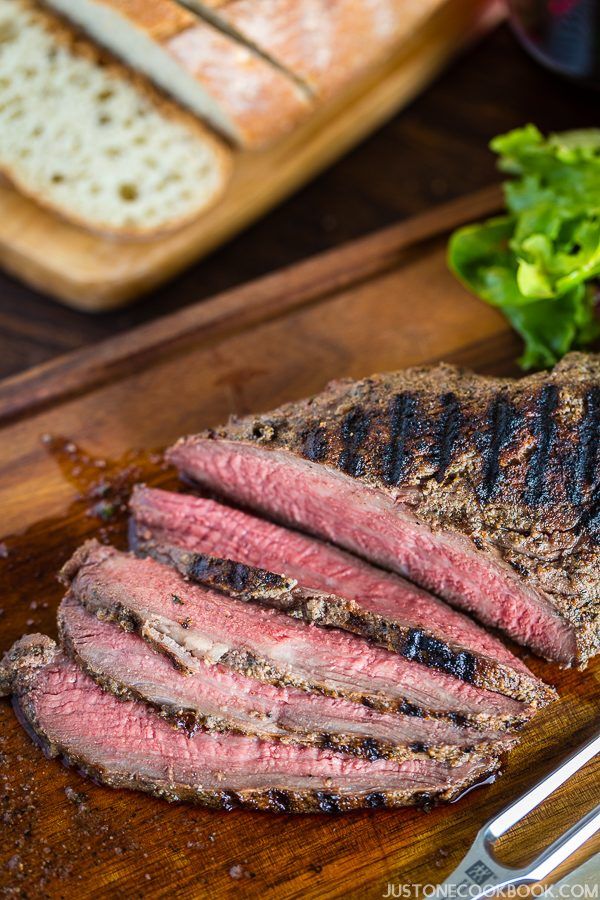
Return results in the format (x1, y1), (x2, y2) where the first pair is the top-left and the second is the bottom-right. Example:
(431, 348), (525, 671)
(43, 0), (312, 147)
(45, 0), (236, 137)
(175, 0), (449, 100)
(174, 0), (314, 97)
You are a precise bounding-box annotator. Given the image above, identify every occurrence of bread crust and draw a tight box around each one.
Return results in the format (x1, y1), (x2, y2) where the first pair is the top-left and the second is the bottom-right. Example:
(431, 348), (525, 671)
(166, 22), (311, 146)
(95, 0), (196, 41)
(188, 0), (447, 99)
(45, 0), (312, 147)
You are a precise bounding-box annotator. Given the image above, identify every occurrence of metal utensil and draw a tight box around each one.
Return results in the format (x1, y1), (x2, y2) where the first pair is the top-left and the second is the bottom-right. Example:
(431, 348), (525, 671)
(435, 728), (600, 898)
(541, 853), (600, 897)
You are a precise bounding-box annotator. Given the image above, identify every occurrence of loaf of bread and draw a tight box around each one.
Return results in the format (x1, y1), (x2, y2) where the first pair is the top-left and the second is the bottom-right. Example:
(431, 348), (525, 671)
(43, 0), (312, 148)
(0, 0), (231, 235)
(1, 0), (451, 237)
(181, 0), (448, 99)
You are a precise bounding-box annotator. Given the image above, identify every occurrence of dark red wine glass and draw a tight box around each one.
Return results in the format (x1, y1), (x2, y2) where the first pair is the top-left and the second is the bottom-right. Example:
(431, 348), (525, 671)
(507, 0), (600, 87)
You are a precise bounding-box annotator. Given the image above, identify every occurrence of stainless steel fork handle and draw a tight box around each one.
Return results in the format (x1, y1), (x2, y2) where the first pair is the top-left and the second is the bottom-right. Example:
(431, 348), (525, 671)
(488, 730), (600, 840)
(541, 853), (600, 897)
(526, 804), (600, 883)
(436, 803), (600, 898)
(433, 832), (520, 898)
(435, 728), (600, 899)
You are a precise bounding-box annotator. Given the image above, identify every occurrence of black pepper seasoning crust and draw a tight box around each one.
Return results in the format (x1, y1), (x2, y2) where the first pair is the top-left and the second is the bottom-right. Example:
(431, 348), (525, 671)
(179, 353), (600, 666)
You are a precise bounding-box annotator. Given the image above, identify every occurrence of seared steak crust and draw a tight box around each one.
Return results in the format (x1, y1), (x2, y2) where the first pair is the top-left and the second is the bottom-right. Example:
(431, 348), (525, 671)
(143, 541), (553, 707)
(1, 636), (499, 813)
(55, 762), (496, 813)
(172, 354), (599, 665)
(0, 633), (57, 697)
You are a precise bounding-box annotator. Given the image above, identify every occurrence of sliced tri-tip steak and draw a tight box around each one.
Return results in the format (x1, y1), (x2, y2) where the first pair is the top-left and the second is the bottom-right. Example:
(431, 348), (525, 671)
(131, 486), (553, 706)
(60, 541), (531, 729)
(165, 353), (600, 666)
(0, 635), (500, 813)
(59, 594), (513, 766)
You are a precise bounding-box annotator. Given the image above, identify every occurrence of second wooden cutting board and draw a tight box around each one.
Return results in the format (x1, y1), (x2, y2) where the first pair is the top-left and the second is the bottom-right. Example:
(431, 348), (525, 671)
(0, 188), (597, 899)
(0, 0), (501, 311)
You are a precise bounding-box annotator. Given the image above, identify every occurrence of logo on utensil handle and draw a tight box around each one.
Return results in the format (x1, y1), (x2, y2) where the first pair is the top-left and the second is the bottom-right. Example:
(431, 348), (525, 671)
(464, 862), (496, 885)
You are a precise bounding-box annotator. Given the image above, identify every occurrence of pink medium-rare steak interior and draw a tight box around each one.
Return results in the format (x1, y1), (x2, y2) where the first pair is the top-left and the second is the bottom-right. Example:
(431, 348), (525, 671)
(134, 536), (554, 707)
(165, 440), (577, 663)
(6, 644), (498, 807)
(60, 594), (509, 758)
(62, 542), (528, 725)
(30, 664), (446, 788)
(130, 486), (531, 676)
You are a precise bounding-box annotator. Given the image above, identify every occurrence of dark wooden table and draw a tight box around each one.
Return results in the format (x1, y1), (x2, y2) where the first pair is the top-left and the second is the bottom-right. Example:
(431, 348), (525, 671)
(0, 24), (596, 381)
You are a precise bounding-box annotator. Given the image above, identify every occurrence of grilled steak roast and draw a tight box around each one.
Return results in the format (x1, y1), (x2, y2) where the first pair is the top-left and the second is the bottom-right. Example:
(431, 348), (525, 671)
(59, 594), (512, 765)
(131, 486), (553, 706)
(166, 354), (600, 666)
(0, 635), (500, 813)
(60, 541), (532, 728)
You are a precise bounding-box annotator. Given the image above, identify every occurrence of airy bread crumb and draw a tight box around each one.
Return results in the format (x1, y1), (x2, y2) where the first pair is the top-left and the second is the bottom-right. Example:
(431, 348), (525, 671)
(0, 0), (230, 235)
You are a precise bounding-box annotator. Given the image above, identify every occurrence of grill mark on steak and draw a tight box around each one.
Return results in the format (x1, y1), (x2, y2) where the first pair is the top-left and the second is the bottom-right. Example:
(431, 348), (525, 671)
(478, 394), (521, 501)
(431, 392), (463, 482)
(570, 387), (600, 509)
(267, 789), (292, 812)
(316, 792), (341, 813)
(188, 555), (290, 596)
(382, 393), (419, 485)
(365, 791), (387, 808)
(524, 385), (559, 507)
(402, 629), (476, 683)
(1, 636), (501, 813)
(338, 407), (370, 477)
(146, 542), (552, 706)
(302, 426), (328, 462)
(166, 354), (600, 666)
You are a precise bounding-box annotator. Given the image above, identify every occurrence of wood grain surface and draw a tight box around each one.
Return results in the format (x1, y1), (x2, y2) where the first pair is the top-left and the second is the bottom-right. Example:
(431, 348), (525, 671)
(2, 25), (599, 383)
(0, 0), (498, 311)
(0, 192), (598, 899)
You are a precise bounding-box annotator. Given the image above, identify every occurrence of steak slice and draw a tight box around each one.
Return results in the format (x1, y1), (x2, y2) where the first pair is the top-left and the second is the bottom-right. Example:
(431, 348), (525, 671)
(60, 541), (531, 729)
(0, 635), (499, 812)
(59, 594), (512, 765)
(165, 353), (600, 666)
(130, 486), (553, 706)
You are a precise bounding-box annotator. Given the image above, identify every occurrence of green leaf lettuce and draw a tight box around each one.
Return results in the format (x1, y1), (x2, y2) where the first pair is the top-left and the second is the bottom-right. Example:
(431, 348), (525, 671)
(449, 125), (600, 369)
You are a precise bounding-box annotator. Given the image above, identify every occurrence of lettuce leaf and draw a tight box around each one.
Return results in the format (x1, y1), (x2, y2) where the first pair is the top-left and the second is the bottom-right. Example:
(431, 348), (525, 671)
(448, 125), (600, 369)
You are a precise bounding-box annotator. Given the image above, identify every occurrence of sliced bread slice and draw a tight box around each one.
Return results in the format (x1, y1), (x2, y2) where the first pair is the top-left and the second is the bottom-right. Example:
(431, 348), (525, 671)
(178, 0), (447, 100)
(0, 0), (231, 235)
(42, 0), (312, 147)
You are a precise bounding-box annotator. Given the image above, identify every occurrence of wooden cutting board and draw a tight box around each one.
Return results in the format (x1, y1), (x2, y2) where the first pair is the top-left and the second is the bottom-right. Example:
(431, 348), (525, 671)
(0, 187), (598, 899)
(0, 0), (502, 312)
